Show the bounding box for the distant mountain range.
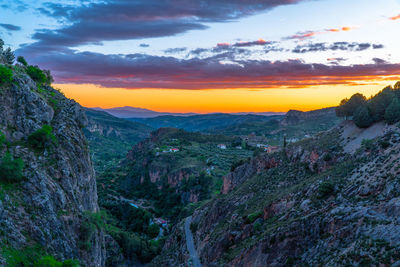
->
[91,106,285,118]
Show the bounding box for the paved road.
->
[185,216,203,267]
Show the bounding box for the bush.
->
[26,65,48,84]
[361,139,373,150]
[318,181,334,198]
[17,56,28,66]
[147,224,160,239]
[0,131,5,146]
[384,98,400,125]
[0,152,24,183]
[0,65,13,85]
[322,153,332,162]
[61,259,79,267]
[33,256,79,267]
[353,105,373,128]
[28,125,56,150]
[246,211,262,224]
[34,256,62,267]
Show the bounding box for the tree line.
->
[336,82,400,128]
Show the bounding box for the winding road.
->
[185,216,203,267]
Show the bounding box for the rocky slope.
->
[153,121,400,266]
[0,66,105,265]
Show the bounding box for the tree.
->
[17,56,28,66]
[3,47,15,64]
[368,86,395,122]
[0,38,4,51]
[384,97,400,124]
[353,105,373,128]
[336,93,367,119]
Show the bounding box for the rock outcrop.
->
[0,70,105,265]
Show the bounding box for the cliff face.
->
[154,122,400,266]
[0,72,105,265]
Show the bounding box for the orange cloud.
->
[389,14,400,20]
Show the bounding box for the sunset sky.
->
[2,0,400,113]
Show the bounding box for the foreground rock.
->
[0,69,105,266]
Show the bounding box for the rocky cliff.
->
[154,121,400,266]
[0,66,105,266]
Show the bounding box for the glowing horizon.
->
[55,80,397,113]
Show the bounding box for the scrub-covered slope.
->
[153,119,400,266]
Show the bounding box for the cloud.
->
[164,47,187,54]
[31,0,307,51]
[286,26,356,40]
[19,49,400,90]
[0,23,21,31]
[292,42,383,53]
[389,14,400,20]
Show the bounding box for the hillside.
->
[128,113,283,132]
[152,120,400,266]
[0,61,105,265]
[84,108,152,173]
[213,107,340,146]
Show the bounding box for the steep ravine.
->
[0,70,105,265]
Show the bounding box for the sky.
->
[1,0,400,113]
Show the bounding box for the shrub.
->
[34,256,62,267]
[361,139,373,150]
[0,131,5,146]
[147,224,160,239]
[246,211,262,224]
[318,181,334,198]
[0,65,13,85]
[353,105,373,128]
[322,153,332,162]
[17,56,28,66]
[26,65,48,84]
[28,125,56,150]
[0,152,24,183]
[61,259,79,267]
[384,98,400,125]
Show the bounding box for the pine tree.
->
[353,105,373,128]
[3,47,15,65]
[384,98,400,124]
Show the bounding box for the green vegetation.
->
[17,56,28,66]
[0,131,5,146]
[384,97,400,124]
[26,65,50,85]
[34,256,79,267]
[318,181,335,198]
[3,47,15,65]
[1,244,78,267]
[336,82,400,127]
[0,152,24,183]
[353,105,373,128]
[0,65,13,85]
[27,125,56,150]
